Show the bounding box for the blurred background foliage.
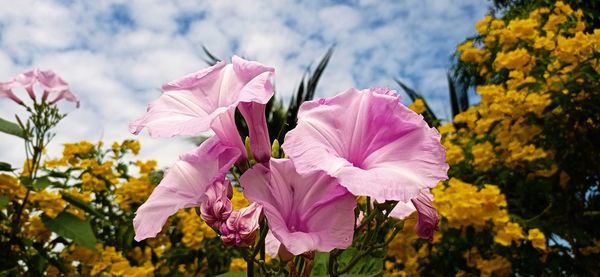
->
[1,0,599,276]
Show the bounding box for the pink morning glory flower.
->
[220,202,263,247]
[240,159,356,255]
[129,56,274,162]
[133,136,241,241]
[282,87,448,203]
[0,69,79,107]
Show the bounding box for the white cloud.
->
[0,0,487,168]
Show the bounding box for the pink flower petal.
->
[129,56,274,145]
[282,88,448,203]
[239,102,271,163]
[133,136,241,241]
[240,159,356,255]
[0,87,24,105]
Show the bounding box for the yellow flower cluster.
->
[433,178,508,229]
[452,1,600,174]
[176,209,217,250]
[115,160,157,211]
[0,173,27,199]
[464,248,512,277]
[29,190,66,219]
[90,245,154,276]
[229,258,247,272]
[112,139,141,157]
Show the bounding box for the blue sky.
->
[0,0,488,166]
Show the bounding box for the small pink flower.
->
[220,202,263,247]
[282,87,448,203]
[240,159,356,255]
[0,69,79,107]
[129,56,274,162]
[200,180,233,228]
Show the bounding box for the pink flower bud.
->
[411,191,439,241]
[220,202,262,247]
[200,180,233,228]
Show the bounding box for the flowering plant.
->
[130,56,448,276]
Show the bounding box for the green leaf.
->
[61,192,106,219]
[0,196,9,208]
[215,272,247,277]
[0,117,26,139]
[311,252,330,277]
[0,162,14,172]
[32,176,56,191]
[334,247,384,276]
[41,212,97,249]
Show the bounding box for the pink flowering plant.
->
[130,55,449,276]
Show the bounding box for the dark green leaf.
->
[336,247,384,276]
[0,162,13,172]
[0,117,26,139]
[30,254,46,275]
[0,196,9,208]
[41,212,97,249]
[61,192,106,219]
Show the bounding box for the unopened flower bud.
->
[200,180,233,228]
[411,191,439,241]
[271,139,280,158]
[220,202,262,247]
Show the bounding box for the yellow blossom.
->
[527,228,547,251]
[229,258,247,272]
[494,222,525,246]
[408,98,426,114]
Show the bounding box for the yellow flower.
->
[461,48,489,64]
[472,141,496,171]
[494,48,533,71]
[494,222,524,247]
[527,228,547,251]
[135,160,157,174]
[229,258,247,272]
[475,15,493,34]
[443,141,464,165]
[176,209,217,250]
[507,19,539,40]
[231,187,250,210]
[408,98,426,114]
[123,140,141,155]
[0,173,27,199]
[30,190,66,218]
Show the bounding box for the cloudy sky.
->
[0,0,488,167]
